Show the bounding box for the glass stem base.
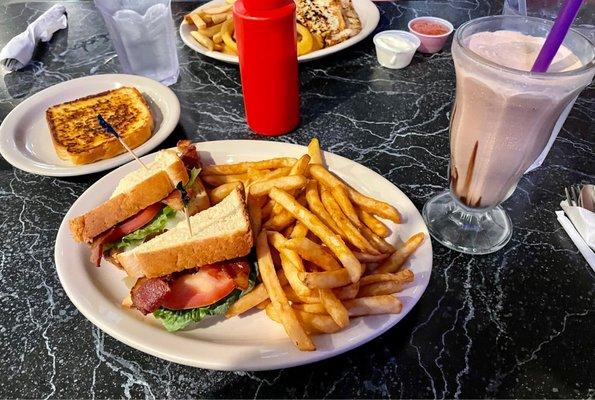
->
[422,191,512,255]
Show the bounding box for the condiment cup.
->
[408,16,454,54]
[373,30,420,69]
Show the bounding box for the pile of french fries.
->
[185,0,322,57]
[200,138,425,351]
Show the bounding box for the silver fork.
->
[565,184,583,207]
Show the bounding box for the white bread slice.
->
[70,150,189,243]
[116,186,253,279]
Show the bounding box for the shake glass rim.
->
[455,15,595,78]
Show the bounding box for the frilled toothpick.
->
[176,181,193,236]
[97,114,148,170]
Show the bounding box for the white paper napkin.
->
[0,4,68,71]
[556,210,595,271]
[560,200,595,251]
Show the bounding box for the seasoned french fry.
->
[283,237,341,271]
[333,282,360,300]
[360,269,414,286]
[284,285,320,304]
[271,155,310,216]
[299,269,351,289]
[248,194,264,238]
[290,221,309,239]
[319,289,349,328]
[256,299,271,310]
[320,188,380,255]
[246,167,269,183]
[199,22,224,37]
[252,167,292,184]
[376,233,425,273]
[343,295,402,316]
[269,187,362,282]
[267,305,342,334]
[292,303,326,314]
[222,43,237,55]
[268,231,312,297]
[354,252,390,263]
[309,164,401,223]
[263,192,306,231]
[331,185,360,227]
[225,271,286,317]
[261,200,274,219]
[293,295,401,317]
[190,30,214,51]
[307,138,323,165]
[282,224,294,238]
[209,12,229,24]
[257,231,315,351]
[202,158,296,175]
[249,175,307,197]
[209,181,243,204]
[184,14,194,25]
[221,18,238,54]
[357,281,403,297]
[213,32,223,44]
[189,13,207,29]
[305,180,344,238]
[203,173,247,186]
[358,209,390,237]
[346,188,401,223]
[359,224,395,254]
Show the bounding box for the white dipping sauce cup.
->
[373,30,421,69]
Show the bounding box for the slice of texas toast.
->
[46,87,154,165]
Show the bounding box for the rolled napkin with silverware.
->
[557,184,595,271]
[0,4,68,72]
[561,184,595,250]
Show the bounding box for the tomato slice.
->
[111,202,163,239]
[90,202,163,267]
[160,266,236,310]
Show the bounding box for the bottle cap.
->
[242,0,291,11]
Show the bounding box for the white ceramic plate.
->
[179,0,380,64]
[0,74,180,177]
[54,140,432,371]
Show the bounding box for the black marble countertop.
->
[1,1,593,398]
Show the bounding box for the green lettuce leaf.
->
[109,206,176,250]
[153,254,258,332]
[187,167,201,188]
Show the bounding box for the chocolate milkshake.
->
[423,16,594,255]
[450,30,594,208]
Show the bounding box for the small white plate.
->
[0,74,180,177]
[54,140,432,371]
[179,0,380,64]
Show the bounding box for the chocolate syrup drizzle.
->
[450,141,482,208]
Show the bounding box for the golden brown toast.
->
[46,87,154,165]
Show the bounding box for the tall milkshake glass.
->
[422,15,594,254]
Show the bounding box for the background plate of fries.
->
[179,0,380,64]
[55,140,432,371]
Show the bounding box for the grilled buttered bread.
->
[46,87,153,165]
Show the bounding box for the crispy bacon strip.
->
[131,278,172,315]
[177,140,201,170]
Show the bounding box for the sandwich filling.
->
[90,141,206,267]
[131,257,257,331]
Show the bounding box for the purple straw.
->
[531,0,584,72]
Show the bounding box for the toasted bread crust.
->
[47,87,154,165]
[69,172,175,243]
[117,187,253,278]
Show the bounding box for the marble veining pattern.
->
[0,0,593,398]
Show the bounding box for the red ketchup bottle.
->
[233,0,300,136]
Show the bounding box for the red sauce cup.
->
[408,17,454,54]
